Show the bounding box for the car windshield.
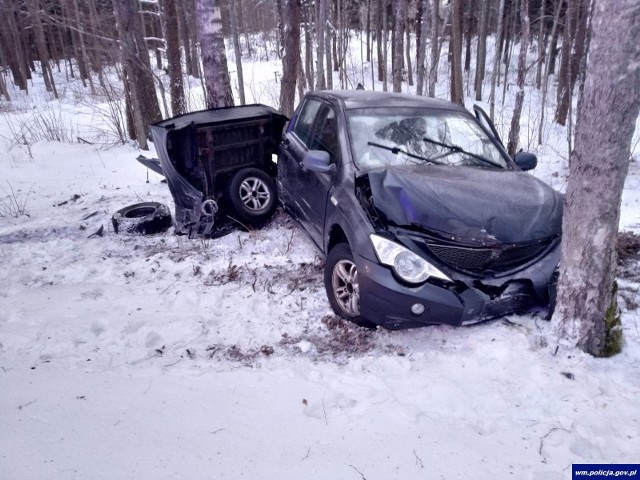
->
[346,107,509,170]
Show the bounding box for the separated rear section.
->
[151,105,288,237]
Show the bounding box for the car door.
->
[279,98,339,247]
[473,104,512,161]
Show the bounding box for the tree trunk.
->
[28,0,58,98]
[229,0,246,104]
[162,0,186,115]
[303,2,315,91]
[377,0,384,81]
[325,0,333,89]
[506,0,530,157]
[197,0,234,108]
[392,0,404,92]
[382,0,389,91]
[538,0,562,145]
[489,0,506,120]
[279,0,301,117]
[474,0,490,101]
[176,0,194,77]
[534,0,547,89]
[316,0,327,89]
[427,0,439,97]
[554,0,576,125]
[449,0,464,105]
[555,0,589,126]
[415,0,429,96]
[113,0,162,148]
[405,0,413,87]
[552,0,640,357]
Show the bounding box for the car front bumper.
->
[356,254,550,329]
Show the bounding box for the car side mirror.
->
[302,150,336,174]
[514,151,537,171]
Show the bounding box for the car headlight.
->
[370,234,451,284]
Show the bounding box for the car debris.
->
[149,104,288,238]
[112,202,172,235]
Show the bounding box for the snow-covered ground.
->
[1,36,640,479]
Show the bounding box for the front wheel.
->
[324,243,376,328]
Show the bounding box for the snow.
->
[1,35,640,480]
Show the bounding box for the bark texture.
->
[279,0,300,117]
[162,0,186,115]
[552,0,640,356]
[449,0,464,105]
[198,0,234,108]
[392,0,404,92]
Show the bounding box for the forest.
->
[0,0,590,149]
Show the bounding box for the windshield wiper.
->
[367,142,440,165]
[422,136,500,167]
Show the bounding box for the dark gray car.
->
[277,91,562,329]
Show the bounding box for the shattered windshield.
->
[346,107,509,170]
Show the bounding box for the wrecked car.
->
[277,91,562,328]
[150,104,288,237]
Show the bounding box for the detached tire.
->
[112,202,172,235]
[227,168,277,224]
[324,243,376,329]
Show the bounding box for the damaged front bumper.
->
[356,247,560,329]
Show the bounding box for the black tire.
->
[324,243,376,329]
[112,202,172,235]
[227,168,277,224]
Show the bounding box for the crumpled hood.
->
[364,166,563,244]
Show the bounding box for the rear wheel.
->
[324,243,376,328]
[227,168,277,224]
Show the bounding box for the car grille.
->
[426,239,553,273]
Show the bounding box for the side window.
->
[292,99,322,147]
[308,106,339,162]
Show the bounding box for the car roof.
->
[310,90,468,112]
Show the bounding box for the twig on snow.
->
[302,447,311,461]
[539,426,570,462]
[349,465,367,480]
[18,399,37,410]
[322,391,328,426]
[413,449,424,469]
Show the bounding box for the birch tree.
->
[552,0,640,357]
[198,0,234,108]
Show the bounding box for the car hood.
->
[364,165,563,244]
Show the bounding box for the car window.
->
[292,99,322,147]
[308,106,339,162]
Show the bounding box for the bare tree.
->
[113,0,162,149]
[392,0,404,92]
[506,0,530,157]
[449,0,464,105]
[162,0,186,115]
[427,0,440,97]
[489,0,506,120]
[198,0,234,108]
[474,0,490,101]
[316,0,327,90]
[552,0,640,357]
[279,0,301,117]
[229,0,246,104]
